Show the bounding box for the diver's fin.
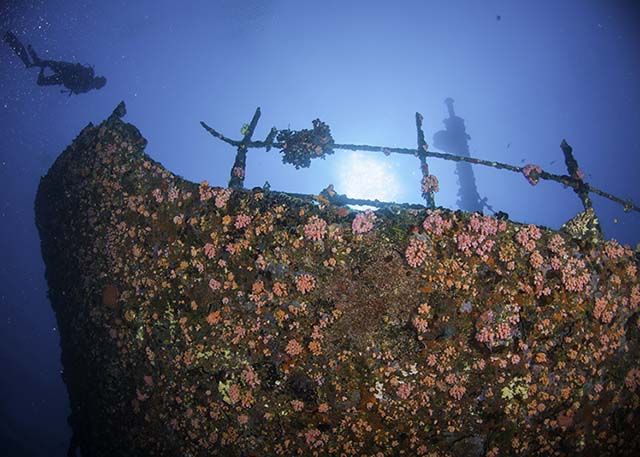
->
[3,31,34,68]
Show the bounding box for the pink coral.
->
[295,274,316,294]
[469,214,502,237]
[227,384,241,404]
[547,234,566,255]
[593,297,617,324]
[405,237,429,268]
[422,210,452,236]
[204,243,216,259]
[516,225,542,252]
[561,257,590,293]
[456,214,504,257]
[291,399,304,411]
[209,278,221,291]
[286,339,304,356]
[214,188,232,208]
[242,365,260,388]
[549,257,562,271]
[529,250,544,269]
[625,368,640,391]
[413,316,429,333]
[234,214,252,230]
[421,174,440,194]
[272,281,288,297]
[396,383,413,400]
[199,181,214,201]
[352,210,376,234]
[305,428,322,446]
[167,185,179,202]
[475,304,521,350]
[449,385,466,401]
[522,164,543,185]
[152,188,164,203]
[631,285,640,310]
[603,240,626,260]
[533,271,551,298]
[303,216,327,241]
[232,166,245,179]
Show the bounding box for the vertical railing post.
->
[228,107,262,189]
[416,112,435,208]
[560,139,602,234]
[559,139,591,210]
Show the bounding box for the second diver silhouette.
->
[3,31,106,96]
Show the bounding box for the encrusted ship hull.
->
[35,104,640,456]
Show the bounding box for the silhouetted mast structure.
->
[433,98,483,213]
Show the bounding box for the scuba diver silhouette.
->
[3,31,106,96]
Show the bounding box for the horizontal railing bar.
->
[200,121,640,214]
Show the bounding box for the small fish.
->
[496,15,501,21]
[549,160,556,165]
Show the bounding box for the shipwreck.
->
[35,103,640,456]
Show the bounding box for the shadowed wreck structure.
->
[35,103,640,456]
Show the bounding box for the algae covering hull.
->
[35,104,640,456]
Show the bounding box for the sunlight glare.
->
[337,152,402,202]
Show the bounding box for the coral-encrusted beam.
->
[560,139,593,211]
[227,107,262,189]
[416,112,435,209]
[560,139,602,234]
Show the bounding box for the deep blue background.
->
[1,1,639,455]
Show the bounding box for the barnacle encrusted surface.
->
[35,104,640,456]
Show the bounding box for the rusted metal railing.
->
[200,106,639,232]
